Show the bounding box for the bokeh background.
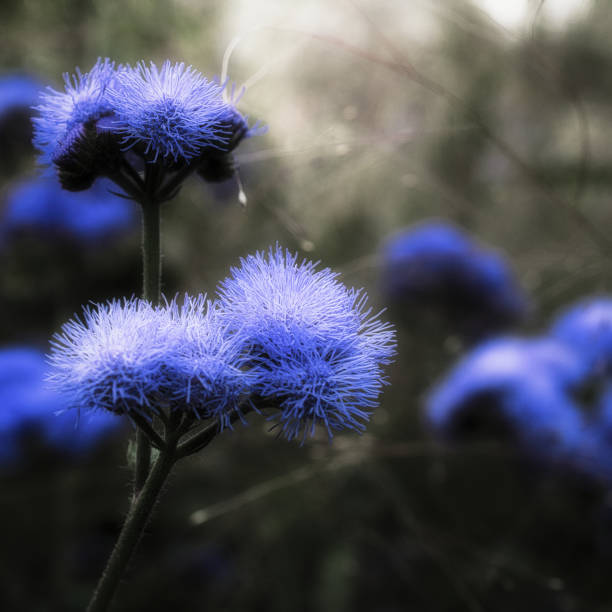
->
[2,0,612,610]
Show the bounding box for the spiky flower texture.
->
[110,61,244,163]
[48,249,395,442]
[32,58,263,191]
[48,296,249,421]
[218,247,396,441]
[32,58,117,167]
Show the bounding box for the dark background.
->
[2,1,612,610]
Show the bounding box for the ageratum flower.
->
[47,296,249,422]
[1,177,135,243]
[0,347,121,464]
[550,297,612,376]
[161,295,252,427]
[381,221,529,338]
[426,337,585,460]
[32,58,122,190]
[218,246,395,441]
[109,61,261,166]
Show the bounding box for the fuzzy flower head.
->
[218,246,396,441]
[382,221,529,337]
[48,299,172,416]
[161,295,252,427]
[33,58,118,168]
[109,61,255,164]
[48,296,250,423]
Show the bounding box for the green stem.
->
[141,200,162,305]
[134,199,162,498]
[86,445,178,612]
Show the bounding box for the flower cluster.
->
[0,346,121,465]
[32,58,263,191]
[425,296,612,482]
[48,247,395,441]
[381,221,529,338]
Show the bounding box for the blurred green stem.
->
[86,439,178,612]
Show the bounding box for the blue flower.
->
[550,297,612,376]
[0,75,42,118]
[381,221,529,337]
[108,61,257,163]
[162,295,252,427]
[0,346,121,464]
[32,58,118,169]
[1,177,136,243]
[426,337,586,459]
[47,296,249,422]
[218,246,396,441]
[0,75,44,169]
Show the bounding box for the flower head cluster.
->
[33,58,121,189]
[218,247,396,440]
[109,61,250,163]
[48,296,250,422]
[0,346,121,465]
[381,221,529,338]
[48,248,395,441]
[32,58,264,190]
[1,177,135,244]
[426,296,612,483]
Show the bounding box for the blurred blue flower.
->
[550,297,612,376]
[1,176,136,243]
[48,296,249,423]
[108,61,260,163]
[32,58,118,168]
[218,246,396,441]
[0,74,42,128]
[381,221,529,336]
[426,337,586,459]
[0,346,121,464]
[0,75,44,169]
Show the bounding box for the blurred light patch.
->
[477,0,587,29]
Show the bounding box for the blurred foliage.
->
[3,0,612,610]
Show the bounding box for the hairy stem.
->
[86,445,178,612]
